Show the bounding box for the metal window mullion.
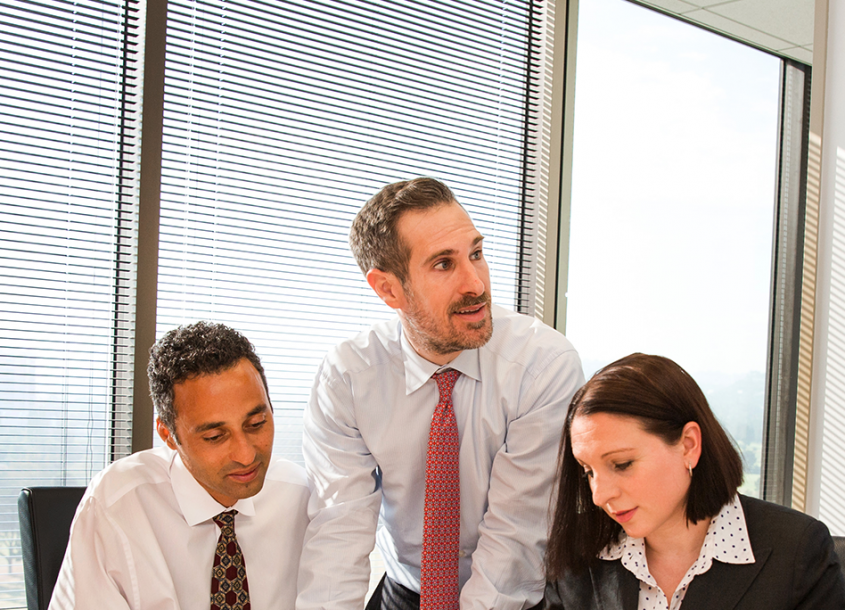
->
[109,0,144,463]
[761,60,812,505]
[130,0,167,453]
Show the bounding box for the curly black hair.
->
[147,321,268,440]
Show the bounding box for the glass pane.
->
[0,1,130,606]
[566,0,781,497]
[155,0,539,462]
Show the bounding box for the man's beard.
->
[403,290,493,356]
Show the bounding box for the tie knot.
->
[433,369,460,403]
[213,510,238,537]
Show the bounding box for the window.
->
[156,0,547,459]
[565,0,783,497]
[0,0,140,606]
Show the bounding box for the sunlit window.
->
[566,0,781,496]
[156,0,542,461]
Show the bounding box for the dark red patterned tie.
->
[420,369,461,610]
[211,510,251,610]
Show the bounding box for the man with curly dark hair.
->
[51,321,310,610]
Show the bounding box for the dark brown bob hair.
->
[545,353,743,579]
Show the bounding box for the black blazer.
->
[543,495,845,610]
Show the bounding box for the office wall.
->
[808,0,845,533]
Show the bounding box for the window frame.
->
[554,0,816,508]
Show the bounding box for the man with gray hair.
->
[297,178,585,610]
[51,321,310,610]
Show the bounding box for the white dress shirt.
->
[297,304,585,610]
[599,495,755,610]
[49,446,310,610]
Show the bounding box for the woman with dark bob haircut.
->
[543,353,844,610]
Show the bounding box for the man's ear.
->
[366,268,406,310]
[156,418,178,450]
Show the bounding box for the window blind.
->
[0,1,140,606]
[158,0,545,460]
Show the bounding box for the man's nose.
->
[230,433,257,465]
[458,260,485,296]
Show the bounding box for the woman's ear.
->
[681,421,702,469]
[366,268,406,310]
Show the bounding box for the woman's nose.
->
[590,473,617,508]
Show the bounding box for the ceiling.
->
[633,0,815,64]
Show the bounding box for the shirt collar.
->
[694,494,755,570]
[599,535,652,583]
[169,449,257,526]
[599,494,755,573]
[400,324,481,395]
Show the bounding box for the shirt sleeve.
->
[296,356,383,610]
[460,348,585,610]
[48,496,137,610]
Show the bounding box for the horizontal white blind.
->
[0,1,139,607]
[158,0,542,461]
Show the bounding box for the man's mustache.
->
[449,293,491,314]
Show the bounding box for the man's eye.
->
[249,419,267,430]
[470,249,483,260]
[203,434,223,443]
[434,260,452,270]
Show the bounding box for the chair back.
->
[18,486,86,610]
[835,536,845,580]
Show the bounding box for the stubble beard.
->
[403,290,494,356]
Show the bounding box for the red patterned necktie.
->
[211,510,251,610]
[420,369,461,610]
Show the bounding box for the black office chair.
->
[834,536,845,579]
[18,486,87,610]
